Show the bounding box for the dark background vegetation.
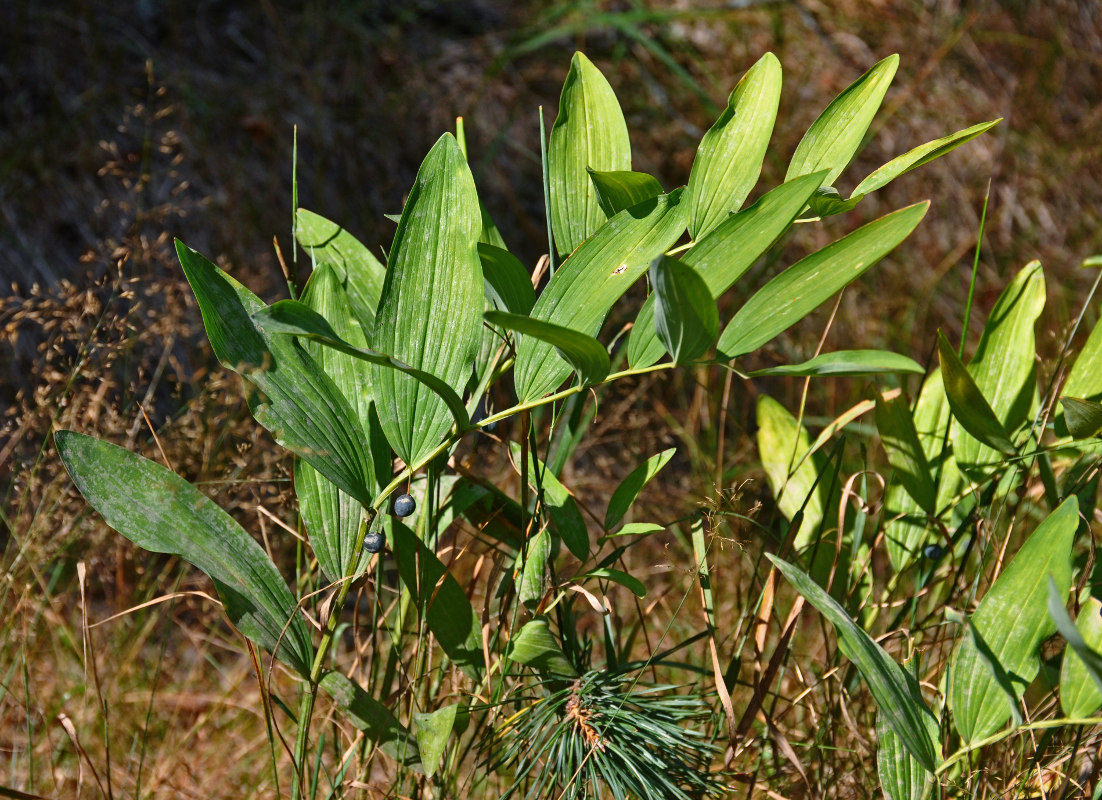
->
[2,0,1101,796]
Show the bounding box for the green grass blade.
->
[718,201,928,359]
[55,431,314,676]
[687,52,781,239]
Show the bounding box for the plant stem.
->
[935,716,1102,776]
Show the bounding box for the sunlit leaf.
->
[604,447,676,529]
[756,395,825,550]
[1054,593,1102,718]
[750,350,923,378]
[587,169,663,218]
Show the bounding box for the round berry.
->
[923,544,944,561]
[392,493,416,518]
[363,531,386,554]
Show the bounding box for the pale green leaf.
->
[651,255,718,364]
[517,529,551,608]
[507,617,576,676]
[581,567,646,598]
[750,349,923,378]
[604,447,676,529]
[947,497,1078,744]
[756,395,825,550]
[1058,316,1102,436]
[56,431,314,676]
[687,52,781,239]
[718,202,928,359]
[587,169,663,218]
[1055,594,1102,718]
[370,133,483,464]
[413,704,459,779]
[877,706,934,800]
[549,52,632,256]
[877,391,936,515]
[786,54,899,185]
[509,441,589,560]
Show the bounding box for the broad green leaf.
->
[486,310,610,388]
[480,243,535,315]
[56,431,314,676]
[947,497,1078,744]
[877,707,933,800]
[253,300,470,436]
[507,617,576,676]
[390,521,483,678]
[587,169,664,218]
[769,554,940,771]
[687,52,781,239]
[370,133,483,465]
[717,202,928,359]
[319,672,419,767]
[877,391,936,515]
[517,529,551,607]
[757,394,826,550]
[581,568,646,598]
[295,266,385,582]
[510,441,589,560]
[296,208,386,336]
[750,350,923,378]
[515,189,686,402]
[937,332,1016,457]
[604,447,676,529]
[650,255,718,364]
[627,171,826,369]
[852,119,1002,197]
[413,704,459,779]
[1061,397,1102,439]
[549,52,631,257]
[807,186,864,218]
[951,261,1044,473]
[786,54,899,186]
[1055,593,1102,718]
[176,240,374,508]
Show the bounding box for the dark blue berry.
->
[363,531,385,554]
[392,493,416,518]
[923,544,944,561]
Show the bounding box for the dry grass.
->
[2,1,1101,797]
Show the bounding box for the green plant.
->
[55,50,994,798]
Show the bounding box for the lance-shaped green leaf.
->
[55,431,314,676]
[786,54,898,185]
[757,395,825,550]
[296,208,386,336]
[951,261,1044,473]
[627,171,826,369]
[515,189,686,402]
[651,255,718,364]
[769,554,940,771]
[319,672,419,767]
[719,201,928,359]
[370,133,483,465]
[877,706,933,800]
[587,169,664,218]
[876,391,936,515]
[1061,397,1102,440]
[487,310,610,388]
[177,240,375,508]
[507,617,576,676]
[604,447,677,529]
[937,331,1016,457]
[549,52,631,257]
[480,244,535,316]
[947,496,1078,744]
[510,441,589,560]
[852,119,1002,197]
[687,52,781,239]
[1054,593,1102,718]
[253,300,470,435]
[1057,317,1102,436]
[807,186,865,218]
[517,528,551,608]
[390,520,484,678]
[580,567,646,598]
[413,704,459,779]
[751,350,923,378]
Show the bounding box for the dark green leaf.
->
[480,243,536,316]
[750,350,923,378]
[876,392,936,515]
[549,52,632,257]
[486,310,610,387]
[177,240,374,508]
[877,707,932,800]
[627,171,826,369]
[807,186,864,218]
[370,133,483,464]
[1061,397,1102,439]
[604,447,676,529]
[937,331,1016,457]
[770,554,940,770]
[687,52,781,239]
[581,568,646,598]
[718,202,928,359]
[56,431,314,676]
[650,255,718,364]
[515,189,686,402]
[507,617,576,676]
[319,672,419,767]
[587,169,663,218]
